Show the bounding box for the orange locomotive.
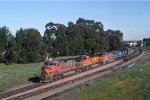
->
[40,54,110,82]
[40,60,76,82]
[80,55,92,67]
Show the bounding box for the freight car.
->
[40,54,111,82]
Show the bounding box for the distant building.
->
[124,40,143,47]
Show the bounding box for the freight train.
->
[40,52,124,82]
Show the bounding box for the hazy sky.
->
[0,1,150,40]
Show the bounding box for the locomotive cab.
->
[40,60,62,82]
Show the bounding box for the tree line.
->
[0,18,124,64]
[143,38,150,47]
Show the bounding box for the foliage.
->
[0,18,125,64]
[4,34,17,64]
[143,38,150,47]
[44,18,124,57]
[0,26,9,63]
[15,28,45,63]
[106,29,124,51]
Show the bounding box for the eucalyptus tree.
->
[0,26,11,63]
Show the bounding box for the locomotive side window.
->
[75,57,82,62]
[44,61,49,66]
[44,61,56,66]
[82,57,87,60]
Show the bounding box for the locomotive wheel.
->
[81,68,84,72]
[75,69,81,74]
[60,73,64,78]
[89,65,92,69]
[98,62,102,66]
[46,78,51,82]
[81,68,86,72]
[43,77,49,82]
[86,66,89,70]
[54,74,62,80]
[102,62,105,65]
[86,65,91,70]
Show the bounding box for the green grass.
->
[47,59,150,100]
[1,51,150,100]
[0,55,79,92]
[0,63,42,92]
[72,62,150,100]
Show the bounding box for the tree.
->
[44,22,60,57]
[143,38,150,47]
[24,28,43,62]
[4,33,17,64]
[106,29,124,51]
[67,21,84,55]
[0,26,10,63]
[75,18,107,54]
[45,22,71,56]
[16,28,44,63]
[1,18,125,64]
[43,27,55,55]
[15,28,28,63]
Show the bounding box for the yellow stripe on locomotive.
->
[79,55,92,67]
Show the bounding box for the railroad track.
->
[0,48,143,100]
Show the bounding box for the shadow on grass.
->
[28,74,40,83]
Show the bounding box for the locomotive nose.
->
[41,67,49,74]
[40,67,54,82]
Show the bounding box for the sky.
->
[0,1,150,40]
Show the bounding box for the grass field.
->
[0,63,42,92]
[0,55,80,92]
[46,50,150,100]
[1,49,150,100]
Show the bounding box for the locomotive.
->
[40,53,111,82]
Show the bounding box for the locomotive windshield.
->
[49,63,56,66]
[44,61,49,66]
[82,57,87,60]
[75,56,87,62]
[44,61,56,66]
